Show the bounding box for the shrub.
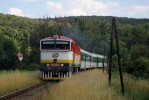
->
[132,57,149,77]
[112,54,118,70]
[130,45,149,60]
[27,63,39,71]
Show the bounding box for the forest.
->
[0,13,149,79]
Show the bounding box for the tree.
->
[132,57,149,77]
[130,44,149,60]
[0,35,18,70]
[112,40,130,72]
[78,17,85,33]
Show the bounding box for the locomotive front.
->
[40,35,76,80]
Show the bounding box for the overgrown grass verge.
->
[41,69,149,100]
[0,70,40,96]
[41,70,125,100]
[112,72,149,100]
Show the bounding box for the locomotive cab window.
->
[41,40,70,50]
[41,41,54,49]
[56,41,70,50]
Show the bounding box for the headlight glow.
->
[61,64,64,66]
[46,64,49,66]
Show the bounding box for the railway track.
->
[0,81,52,100]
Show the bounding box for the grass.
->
[112,72,149,100]
[41,69,125,100]
[0,70,40,96]
[41,69,149,100]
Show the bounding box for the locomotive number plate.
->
[50,64,60,67]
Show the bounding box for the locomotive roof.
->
[41,35,75,42]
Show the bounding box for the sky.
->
[0,0,149,18]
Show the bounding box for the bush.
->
[112,54,118,70]
[130,45,149,60]
[132,57,149,77]
[27,63,40,71]
[145,66,149,79]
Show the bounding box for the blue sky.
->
[0,0,149,18]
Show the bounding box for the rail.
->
[0,82,48,100]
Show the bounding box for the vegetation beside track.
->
[112,71,149,100]
[1,14,149,80]
[41,69,149,100]
[0,70,40,96]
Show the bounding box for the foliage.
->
[112,54,118,70]
[130,44,149,60]
[112,40,131,72]
[112,72,149,100]
[0,13,149,79]
[132,57,149,77]
[0,34,18,70]
[24,63,40,71]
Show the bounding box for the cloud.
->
[45,0,149,18]
[109,5,149,18]
[69,0,119,15]
[128,5,149,15]
[47,1,62,10]
[16,0,38,2]
[46,0,119,17]
[8,7,30,17]
[72,0,116,11]
[71,8,86,16]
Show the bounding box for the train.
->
[40,35,106,80]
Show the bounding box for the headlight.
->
[61,64,64,66]
[46,64,49,66]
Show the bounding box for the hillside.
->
[0,13,149,79]
[67,16,149,25]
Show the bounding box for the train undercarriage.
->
[41,71,72,80]
[40,63,79,80]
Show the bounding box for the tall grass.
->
[41,69,149,100]
[41,70,125,100]
[0,70,40,96]
[112,72,149,100]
